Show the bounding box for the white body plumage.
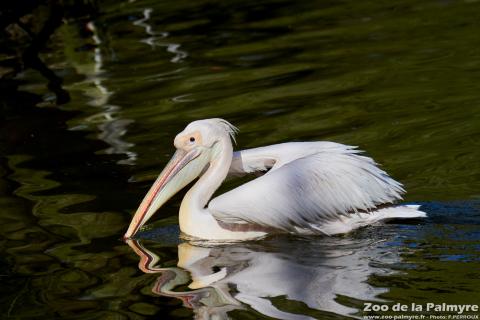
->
[124,119,426,240]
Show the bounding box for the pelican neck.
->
[181,137,233,214]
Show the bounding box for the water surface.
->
[1,0,479,319]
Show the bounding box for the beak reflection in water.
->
[125,233,400,319]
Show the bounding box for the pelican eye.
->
[189,137,195,143]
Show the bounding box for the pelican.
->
[124,118,426,240]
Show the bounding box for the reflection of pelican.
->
[126,240,243,319]
[126,237,396,319]
[125,118,425,240]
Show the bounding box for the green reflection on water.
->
[1,0,479,319]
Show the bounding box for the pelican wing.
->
[209,142,405,232]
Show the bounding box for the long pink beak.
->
[124,148,201,239]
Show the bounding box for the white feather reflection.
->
[127,234,399,320]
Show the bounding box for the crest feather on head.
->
[207,118,239,144]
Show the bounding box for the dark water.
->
[1,0,480,319]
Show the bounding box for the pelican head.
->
[124,119,237,239]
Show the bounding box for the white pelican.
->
[124,118,425,240]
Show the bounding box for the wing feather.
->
[209,142,404,232]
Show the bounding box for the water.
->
[1,0,479,319]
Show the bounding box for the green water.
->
[1,0,479,319]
